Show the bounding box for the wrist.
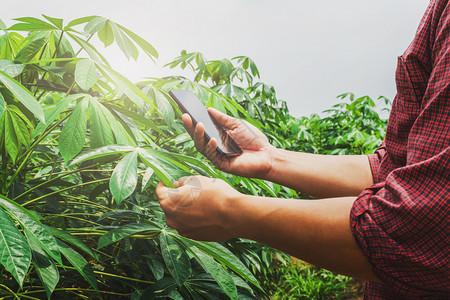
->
[263,146,281,181]
[221,192,252,238]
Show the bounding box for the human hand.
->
[155,175,241,241]
[182,108,277,179]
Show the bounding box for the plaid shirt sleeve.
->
[350,0,450,298]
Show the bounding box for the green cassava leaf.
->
[159,231,191,286]
[57,240,98,291]
[137,148,175,188]
[117,24,158,59]
[100,104,130,145]
[14,31,51,63]
[45,226,98,261]
[109,150,138,204]
[0,207,31,287]
[42,15,63,30]
[0,60,24,77]
[66,32,110,65]
[141,277,177,299]
[3,108,20,162]
[75,59,98,91]
[141,167,155,192]
[0,19,6,30]
[189,246,238,300]
[65,16,96,30]
[95,63,152,107]
[8,105,31,147]
[59,96,89,163]
[97,223,161,249]
[98,20,114,47]
[26,230,59,300]
[70,144,135,166]
[109,21,138,60]
[177,237,262,291]
[0,92,4,118]
[33,94,85,139]
[9,17,57,31]
[84,16,106,35]
[0,197,62,265]
[145,87,174,126]
[0,70,45,123]
[89,98,115,148]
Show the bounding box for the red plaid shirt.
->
[350,0,450,299]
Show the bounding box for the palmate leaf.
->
[42,15,63,30]
[189,246,238,300]
[65,16,96,30]
[59,96,89,163]
[95,63,152,108]
[66,32,110,66]
[117,23,158,59]
[97,223,161,249]
[0,92,5,118]
[70,144,135,166]
[7,105,31,148]
[8,17,57,31]
[98,20,114,47]
[0,59,24,77]
[75,59,98,91]
[84,16,107,35]
[0,70,45,123]
[144,86,174,126]
[110,22,138,61]
[141,277,178,299]
[57,240,98,291]
[45,226,98,261]
[176,236,262,291]
[26,229,59,300]
[0,207,31,287]
[0,196,62,266]
[33,93,85,139]
[137,148,175,188]
[14,31,52,63]
[0,19,6,30]
[159,231,191,286]
[89,98,115,148]
[3,108,21,162]
[109,150,138,204]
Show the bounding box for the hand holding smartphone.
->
[169,90,242,156]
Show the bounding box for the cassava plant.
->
[0,14,389,299]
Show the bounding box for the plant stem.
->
[23,177,110,206]
[12,161,103,201]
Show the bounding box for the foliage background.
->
[0,15,389,299]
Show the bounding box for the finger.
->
[173,176,191,188]
[207,107,238,129]
[155,181,168,201]
[205,138,221,166]
[182,114,194,136]
[193,122,206,152]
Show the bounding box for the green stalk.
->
[12,161,103,201]
[23,177,110,206]
[64,196,113,211]
[15,287,133,298]
[0,284,20,300]
[7,112,71,188]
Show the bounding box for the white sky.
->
[2,0,429,117]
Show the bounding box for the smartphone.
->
[169,90,242,156]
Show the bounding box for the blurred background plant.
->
[0,15,389,299]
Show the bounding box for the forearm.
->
[265,149,373,198]
[225,194,380,282]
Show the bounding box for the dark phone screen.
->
[169,90,242,156]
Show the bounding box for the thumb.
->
[207,107,238,129]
